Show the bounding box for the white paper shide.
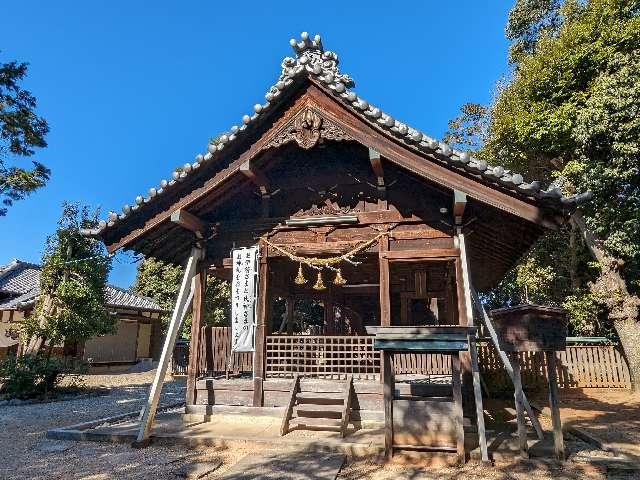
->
[230,246,259,352]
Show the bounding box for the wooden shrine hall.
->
[87,32,590,460]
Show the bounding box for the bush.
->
[0,354,67,399]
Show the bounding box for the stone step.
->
[296,393,344,405]
[291,416,343,429]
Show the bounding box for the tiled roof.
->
[90,32,591,237]
[0,260,164,312]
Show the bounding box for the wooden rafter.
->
[170,209,206,239]
[240,159,269,195]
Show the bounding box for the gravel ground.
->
[0,373,637,479]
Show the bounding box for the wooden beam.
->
[451,353,466,464]
[511,353,529,458]
[170,209,206,239]
[368,147,385,185]
[135,246,201,446]
[369,148,387,209]
[380,248,459,260]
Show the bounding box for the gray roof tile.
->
[0,260,164,312]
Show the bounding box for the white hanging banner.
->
[230,246,259,352]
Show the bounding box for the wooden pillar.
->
[253,241,269,406]
[545,351,565,460]
[379,235,391,384]
[451,352,465,464]
[186,266,207,406]
[511,352,529,458]
[454,257,474,417]
[383,351,394,459]
[379,235,390,327]
[456,229,488,462]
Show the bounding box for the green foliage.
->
[22,203,114,347]
[132,257,231,337]
[563,292,609,336]
[0,354,65,399]
[443,103,490,151]
[449,0,640,338]
[0,57,50,216]
[132,257,183,313]
[505,0,563,63]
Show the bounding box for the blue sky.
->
[1,1,514,288]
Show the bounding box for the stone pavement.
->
[219,451,346,480]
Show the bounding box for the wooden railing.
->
[184,327,632,389]
[265,335,380,380]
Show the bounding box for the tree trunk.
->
[571,211,640,391]
[22,294,55,356]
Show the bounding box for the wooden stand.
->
[489,304,568,460]
[375,326,483,464]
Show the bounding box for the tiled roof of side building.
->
[89,32,591,236]
[0,260,165,312]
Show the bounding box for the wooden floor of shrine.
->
[192,375,452,414]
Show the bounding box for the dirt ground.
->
[0,372,638,479]
[534,389,640,462]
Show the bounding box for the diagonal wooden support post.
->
[134,247,202,447]
[456,228,489,462]
[470,287,544,440]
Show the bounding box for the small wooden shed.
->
[0,259,166,365]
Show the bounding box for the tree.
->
[132,257,231,338]
[443,103,490,152]
[448,0,640,387]
[0,57,50,216]
[22,202,114,354]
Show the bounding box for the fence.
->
[197,326,252,376]
[174,328,632,389]
[477,344,631,390]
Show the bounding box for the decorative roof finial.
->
[279,32,354,88]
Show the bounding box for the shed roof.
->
[0,259,164,312]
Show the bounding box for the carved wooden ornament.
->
[294,109,322,149]
[265,106,353,151]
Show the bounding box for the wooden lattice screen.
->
[265,335,380,380]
